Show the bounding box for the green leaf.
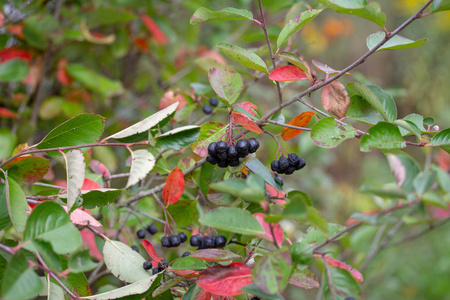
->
[36,114,105,155]
[360,183,406,198]
[62,272,92,297]
[208,68,244,105]
[290,241,313,266]
[431,0,450,12]
[283,191,309,219]
[246,158,283,190]
[0,59,29,82]
[66,189,122,208]
[171,257,208,270]
[66,64,123,97]
[2,251,42,300]
[217,43,268,73]
[199,160,226,196]
[153,276,184,297]
[190,7,253,25]
[367,32,427,52]
[86,8,136,27]
[38,277,65,299]
[200,207,264,235]
[432,165,450,192]
[240,284,282,300]
[304,223,346,244]
[4,175,28,234]
[277,9,323,48]
[346,95,383,124]
[80,276,157,300]
[191,122,226,157]
[210,175,265,203]
[0,184,11,230]
[307,207,328,233]
[360,122,406,152]
[289,268,319,289]
[23,202,82,254]
[423,116,435,126]
[62,150,85,211]
[22,14,58,50]
[69,250,99,273]
[316,0,385,27]
[3,157,50,186]
[413,171,437,196]
[106,102,178,141]
[253,249,292,294]
[190,249,241,262]
[167,200,198,227]
[156,125,201,150]
[322,267,362,300]
[103,240,151,283]
[0,129,17,159]
[32,240,65,272]
[430,128,450,153]
[279,52,310,75]
[311,117,358,148]
[126,150,155,188]
[394,120,421,138]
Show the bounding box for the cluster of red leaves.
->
[231,102,262,133]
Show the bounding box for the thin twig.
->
[266,119,311,131]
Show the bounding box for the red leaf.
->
[0,12,4,27]
[438,149,450,172]
[81,230,102,260]
[162,167,185,205]
[0,107,17,119]
[89,160,111,177]
[140,14,168,45]
[281,111,315,141]
[57,58,72,86]
[0,47,30,63]
[269,65,308,82]
[6,24,24,38]
[172,269,199,278]
[81,178,102,191]
[134,37,150,52]
[3,157,50,185]
[231,112,262,133]
[261,184,285,211]
[141,240,164,263]
[253,213,284,247]
[318,255,364,283]
[235,102,257,116]
[321,81,350,119]
[197,262,253,296]
[191,249,241,262]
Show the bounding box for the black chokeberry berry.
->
[203,105,213,114]
[250,297,261,300]
[214,235,227,248]
[216,141,227,153]
[143,261,153,270]
[178,232,187,243]
[274,175,283,186]
[270,160,279,172]
[147,224,158,235]
[169,235,181,247]
[208,142,217,156]
[209,97,218,107]
[181,251,191,258]
[206,155,218,165]
[152,267,160,275]
[217,160,228,168]
[159,259,169,268]
[236,139,249,154]
[248,138,259,153]
[190,235,202,247]
[228,158,240,167]
[288,153,300,167]
[285,166,296,175]
[202,236,215,249]
[137,229,146,239]
[161,236,170,247]
[131,245,139,252]
[295,157,306,170]
[217,151,228,161]
[278,156,289,173]
[227,145,238,159]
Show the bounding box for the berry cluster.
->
[270,153,306,175]
[206,138,259,168]
[161,232,188,248]
[136,224,158,239]
[143,259,169,275]
[203,97,218,114]
[190,235,227,249]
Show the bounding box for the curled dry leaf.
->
[269,65,309,82]
[281,111,315,141]
[162,167,185,205]
[321,81,351,119]
[80,19,115,44]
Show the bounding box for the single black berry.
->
[190,235,203,247]
[159,259,169,268]
[285,166,296,175]
[227,145,238,159]
[217,151,228,161]
[236,139,249,154]
[206,155,218,165]
[278,156,289,173]
[209,97,218,107]
[208,142,217,156]
[202,236,215,249]
[248,138,260,153]
[143,261,153,270]
[169,235,181,247]
[250,297,261,300]
[147,224,158,235]
[295,157,306,170]
[274,175,283,186]
[152,267,160,275]
[228,158,240,167]
[203,105,212,114]
[270,160,279,172]
[216,141,227,153]
[217,160,228,168]
[161,236,170,247]
[136,229,146,239]
[178,232,187,243]
[214,235,227,248]
[131,245,139,252]
[181,251,191,258]
[288,153,300,167]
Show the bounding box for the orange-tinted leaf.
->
[318,255,364,283]
[253,213,284,247]
[57,58,72,86]
[0,107,17,119]
[159,90,187,111]
[0,47,30,63]
[231,112,262,133]
[281,111,315,141]
[141,240,164,262]
[162,167,185,205]
[81,178,102,190]
[6,24,24,38]
[81,230,103,260]
[140,14,168,45]
[89,160,111,177]
[197,262,253,296]
[134,37,150,52]
[321,81,350,119]
[269,65,308,82]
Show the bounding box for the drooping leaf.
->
[103,239,151,283]
[69,250,99,273]
[191,249,241,262]
[0,59,29,82]
[246,158,283,190]
[316,0,386,27]
[253,249,292,294]
[277,9,323,48]
[430,128,450,153]
[269,65,308,82]
[218,43,268,73]
[80,276,157,300]
[312,60,350,75]
[289,268,319,289]
[36,114,105,155]
[254,213,284,247]
[208,68,244,105]
[321,255,364,283]
[321,81,351,118]
[2,157,49,186]
[279,52,310,75]
[190,7,253,25]
[200,207,264,235]
[23,202,82,254]
[366,31,427,52]
[106,102,178,140]
[156,125,201,150]
[197,262,253,296]
[360,122,406,152]
[62,150,85,211]
[126,149,155,188]
[431,0,450,12]
[311,117,357,148]
[231,112,262,133]
[281,111,315,141]
[4,175,28,233]
[191,122,226,157]
[210,175,265,203]
[162,167,185,205]
[140,240,164,263]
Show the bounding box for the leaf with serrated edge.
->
[360,122,406,152]
[62,150,85,211]
[126,150,155,188]
[310,117,357,148]
[106,102,178,140]
[277,9,322,48]
[80,276,157,300]
[217,43,268,73]
[367,32,427,52]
